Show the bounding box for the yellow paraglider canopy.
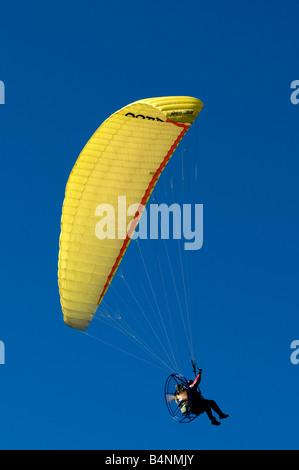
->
[58,96,203,331]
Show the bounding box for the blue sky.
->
[0,0,298,450]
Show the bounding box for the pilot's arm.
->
[189,369,202,391]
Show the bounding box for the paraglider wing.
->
[58,96,203,331]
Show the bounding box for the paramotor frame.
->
[164,373,197,423]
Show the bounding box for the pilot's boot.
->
[211,418,221,426]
